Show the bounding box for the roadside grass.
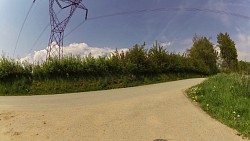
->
[0,73,203,96]
[187,73,250,139]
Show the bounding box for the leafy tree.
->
[217,32,238,72]
[125,43,149,74]
[109,49,124,75]
[187,34,218,74]
[148,41,168,73]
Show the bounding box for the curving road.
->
[0,78,247,141]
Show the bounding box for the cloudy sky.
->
[0,0,250,62]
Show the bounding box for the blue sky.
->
[0,0,250,61]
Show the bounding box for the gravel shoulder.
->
[0,78,247,141]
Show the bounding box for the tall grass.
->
[187,73,250,139]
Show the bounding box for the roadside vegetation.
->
[187,33,250,139]
[187,74,250,139]
[1,32,250,95]
[0,41,207,95]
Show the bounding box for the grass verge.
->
[186,73,250,139]
[0,73,203,96]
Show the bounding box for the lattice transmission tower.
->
[47,0,88,60]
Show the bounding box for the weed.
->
[187,73,250,139]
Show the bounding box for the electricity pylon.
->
[47,0,88,60]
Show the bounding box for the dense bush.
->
[0,40,234,95]
[30,42,211,82]
[0,57,31,82]
[0,57,32,95]
[238,61,250,75]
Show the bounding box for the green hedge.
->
[1,43,215,83]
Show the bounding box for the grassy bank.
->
[187,73,250,139]
[1,73,203,96]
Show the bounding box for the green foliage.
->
[0,41,211,95]
[0,57,32,95]
[125,43,149,74]
[0,57,32,82]
[187,34,218,74]
[148,41,168,73]
[187,73,250,139]
[26,73,201,95]
[109,49,125,75]
[238,61,250,75]
[217,32,238,72]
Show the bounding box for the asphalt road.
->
[0,78,247,141]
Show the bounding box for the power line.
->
[64,8,164,38]
[29,23,50,53]
[64,21,86,38]
[30,10,62,53]
[13,1,36,57]
[31,7,250,54]
[64,7,250,38]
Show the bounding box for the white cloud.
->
[160,41,173,48]
[20,43,128,63]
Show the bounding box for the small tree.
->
[148,41,168,73]
[125,43,149,75]
[188,34,218,74]
[217,32,238,72]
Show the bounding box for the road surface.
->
[0,78,247,141]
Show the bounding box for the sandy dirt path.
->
[0,78,247,141]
